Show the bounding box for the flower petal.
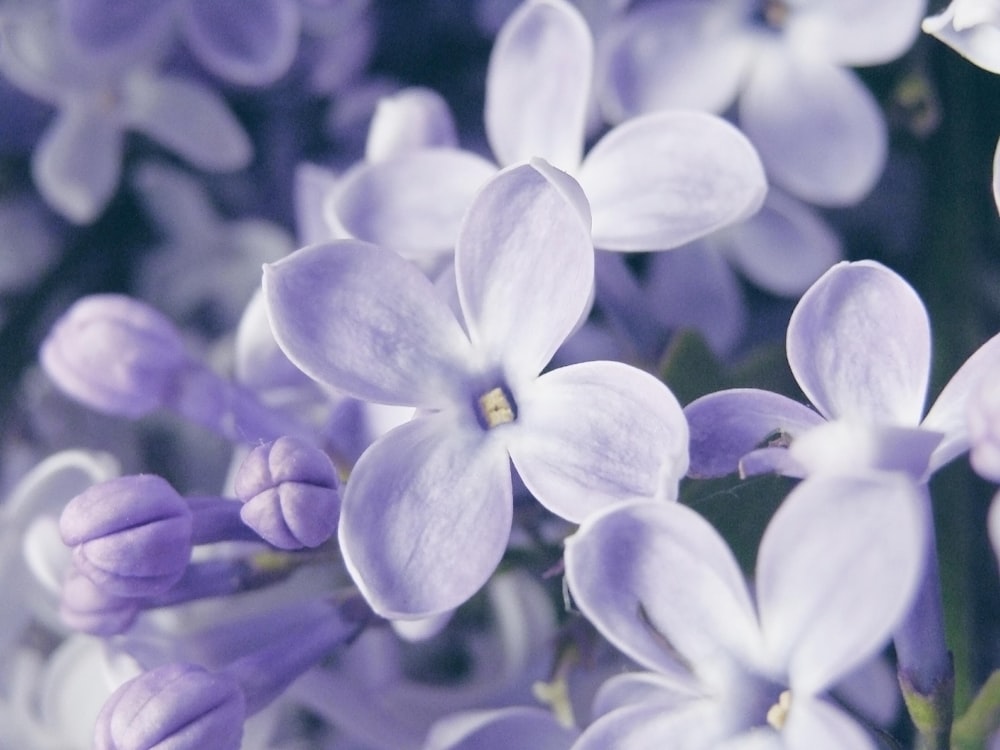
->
[923,330,1000,472]
[579,112,767,251]
[263,240,475,409]
[565,501,760,679]
[786,260,931,425]
[125,73,252,172]
[684,389,825,479]
[756,473,926,693]
[338,415,512,619]
[181,0,301,86]
[785,0,924,66]
[365,87,458,162]
[485,0,591,171]
[573,695,724,750]
[922,5,1000,75]
[592,672,701,718]
[783,695,877,750]
[722,189,842,298]
[424,707,578,750]
[456,161,593,380]
[331,149,497,262]
[740,50,886,206]
[508,361,688,522]
[62,0,171,56]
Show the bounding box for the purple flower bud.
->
[60,475,193,597]
[234,436,341,549]
[40,295,191,419]
[60,563,140,636]
[95,663,245,750]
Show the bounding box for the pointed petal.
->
[923,330,1000,472]
[338,416,512,619]
[181,0,300,86]
[32,107,122,224]
[786,260,930,425]
[741,51,886,206]
[508,361,688,522]
[424,707,578,750]
[783,695,877,750]
[485,0,591,170]
[579,112,767,251]
[684,389,825,479]
[785,0,924,66]
[331,149,497,262]
[722,189,842,298]
[456,162,593,379]
[125,73,252,172]
[565,501,760,679]
[365,87,458,162]
[756,473,926,693]
[596,1,753,121]
[573,695,724,750]
[922,6,1000,75]
[263,240,476,409]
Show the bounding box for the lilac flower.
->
[685,260,1000,482]
[0,9,252,223]
[922,0,1000,74]
[330,0,766,265]
[265,161,689,619]
[564,473,927,749]
[597,0,925,205]
[424,706,578,750]
[61,0,302,86]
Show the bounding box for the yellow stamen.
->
[766,690,793,730]
[479,387,515,428]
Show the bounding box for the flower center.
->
[765,690,792,730]
[478,386,516,428]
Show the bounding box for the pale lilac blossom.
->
[922,0,1000,75]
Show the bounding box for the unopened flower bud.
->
[95,663,245,750]
[60,563,140,635]
[40,294,191,419]
[234,436,341,549]
[60,475,193,597]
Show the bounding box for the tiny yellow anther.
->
[766,690,793,730]
[479,387,515,428]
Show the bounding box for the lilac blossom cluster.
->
[1,0,999,749]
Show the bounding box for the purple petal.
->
[787,421,943,480]
[485,0,591,171]
[332,149,497,262]
[684,389,825,479]
[573,700,725,750]
[509,362,688,522]
[596,1,753,121]
[125,73,252,172]
[740,50,886,206]
[578,112,767,251]
[786,260,931,425]
[293,162,342,246]
[722,189,842,298]
[923,330,1000,472]
[565,501,760,679]
[922,5,1000,75]
[782,695,877,750]
[756,473,926,694]
[338,415,512,618]
[424,707,578,750]
[180,0,301,86]
[969,378,1000,483]
[32,108,122,224]
[456,162,593,380]
[592,672,701,718]
[263,240,476,409]
[62,0,172,55]
[785,0,924,66]
[365,87,458,162]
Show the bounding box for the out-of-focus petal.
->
[424,707,578,750]
[684,389,825,478]
[331,149,497,262]
[456,162,593,380]
[181,0,301,86]
[125,73,252,172]
[994,137,1000,215]
[596,0,753,121]
[990,492,1000,572]
[32,107,122,224]
[509,362,688,522]
[782,694,877,750]
[62,0,172,59]
[786,261,930,425]
[565,501,760,679]
[785,0,924,66]
[365,87,457,162]
[338,415,512,619]
[592,672,701,718]
[263,240,476,409]
[924,330,1000,472]
[572,695,723,750]
[969,377,1000,483]
[741,50,886,206]
[922,5,1000,74]
[756,473,926,694]
[485,0,592,171]
[788,421,943,480]
[722,189,842,298]
[293,162,341,245]
[579,112,766,251]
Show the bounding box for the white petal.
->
[785,0,924,66]
[923,5,1000,74]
